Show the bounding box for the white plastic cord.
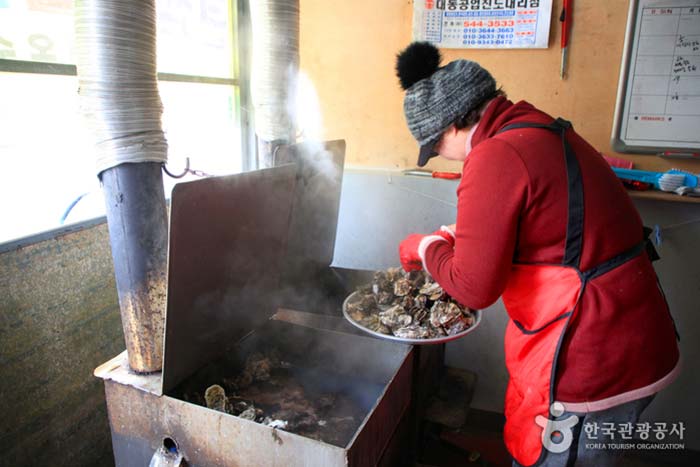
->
[250,0,299,142]
[74,0,168,175]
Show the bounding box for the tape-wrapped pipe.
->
[250,0,299,165]
[75,0,168,174]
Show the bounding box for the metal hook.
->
[162,157,191,179]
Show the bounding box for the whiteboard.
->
[611,0,700,153]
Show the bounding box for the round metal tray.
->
[342,291,482,345]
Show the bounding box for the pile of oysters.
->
[344,267,475,339]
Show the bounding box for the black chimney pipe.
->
[100,162,168,373]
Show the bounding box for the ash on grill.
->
[346,267,475,339]
[182,349,363,447]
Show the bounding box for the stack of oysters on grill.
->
[345,267,475,339]
[191,350,362,446]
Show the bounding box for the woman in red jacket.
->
[396,42,680,467]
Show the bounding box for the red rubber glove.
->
[399,234,425,272]
[434,225,456,247]
[399,226,455,272]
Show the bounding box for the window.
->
[0,0,249,244]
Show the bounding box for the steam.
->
[287,69,340,182]
[288,70,322,141]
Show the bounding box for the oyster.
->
[394,324,431,339]
[407,269,428,287]
[361,315,391,334]
[399,294,414,309]
[429,301,448,328]
[346,267,476,340]
[239,406,258,421]
[414,294,428,309]
[385,267,404,282]
[204,384,228,413]
[346,293,376,319]
[349,310,364,322]
[411,306,428,323]
[377,290,395,306]
[440,302,464,326]
[445,316,471,336]
[419,281,445,301]
[378,305,412,328]
[393,277,413,297]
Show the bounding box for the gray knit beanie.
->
[396,42,496,167]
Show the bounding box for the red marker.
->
[403,170,461,180]
[431,171,461,180]
[560,0,572,79]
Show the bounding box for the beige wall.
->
[300,0,700,174]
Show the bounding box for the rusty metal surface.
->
[104,317,415,466]
[162,165,297,393]
[104,332,414,466]
[106,380,347,467]
[95,351,162,395]
[168,318,413,413]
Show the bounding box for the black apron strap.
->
[496,118,585,269]
[583,226,660,280]
[582,241,645,281]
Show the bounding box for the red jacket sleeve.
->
[424,139,529,309]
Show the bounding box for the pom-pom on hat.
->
[396,42,496,167]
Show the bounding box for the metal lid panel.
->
[162,165,297,392]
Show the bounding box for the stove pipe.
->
[250,0,300,167]
[75,0,169,373]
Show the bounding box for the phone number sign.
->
[413,0,553,49]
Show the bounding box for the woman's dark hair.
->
[454,88,506,130]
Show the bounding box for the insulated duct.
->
[74,1,168,172]
[250,0,300,167]
[75,0,169,373]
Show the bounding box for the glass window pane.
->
[0,73,241,244]
[0,0,240,244]
[0,72,103,242]
[159,80,242,192]
[0,0,74,64]
[156,0,234,78]
[0,0,234,79]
